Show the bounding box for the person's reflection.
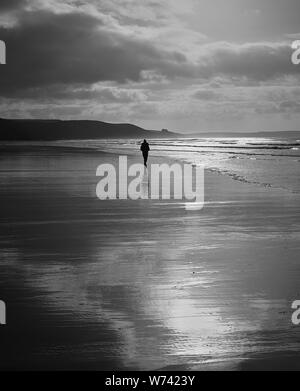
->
[141,171,149,199]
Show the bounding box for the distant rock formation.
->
[0,118,179,141]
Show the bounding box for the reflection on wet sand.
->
[0,146,300,370]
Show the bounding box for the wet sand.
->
[0,145,300,370]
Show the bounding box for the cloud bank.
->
[0,0,300,131]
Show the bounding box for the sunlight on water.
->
[41,135,300,194]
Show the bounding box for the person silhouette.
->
[140,139,150,167]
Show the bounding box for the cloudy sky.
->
[0,0,300,132]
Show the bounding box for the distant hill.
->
[0,118,179,141]
[1,119,298,140]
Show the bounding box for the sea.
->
[36,134,300,194]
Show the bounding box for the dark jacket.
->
[140,142,150,153]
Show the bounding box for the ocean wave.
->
[2,138,299,195]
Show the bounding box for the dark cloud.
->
[4,84,145,104]
[0,0,26,11]
[193,89,222,100]
[0,10,192,98]
[1,5,299,104]
[254,99,300,114]
[198,42,300,81]
[279,100,300,112]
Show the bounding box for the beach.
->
[0,143,300,370]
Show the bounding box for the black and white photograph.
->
[1,0,300,374]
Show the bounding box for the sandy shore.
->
[0,145,300,370]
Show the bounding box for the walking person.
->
[140,139,150,167]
